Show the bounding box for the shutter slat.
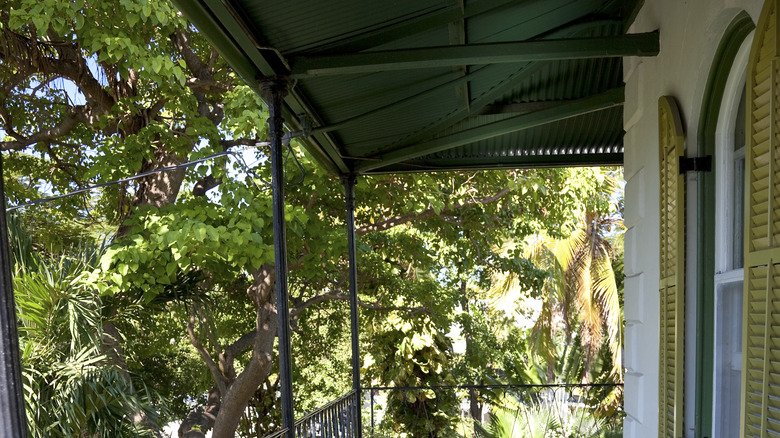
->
[743,2,780,437]
[658,96,685,438]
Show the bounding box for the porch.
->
[0,0,651,437]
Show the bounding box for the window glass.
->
[732,87,746,269]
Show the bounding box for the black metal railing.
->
[263,383,622,438]
[262,428,289,438]
[263,390,360,438]
[364,383,623,438]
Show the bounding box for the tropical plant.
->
[365,310,459,438]
[475,392,616,438]
[547,208,623,378]
[487,172,624,382]
[11,218,164,437]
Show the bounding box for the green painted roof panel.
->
[173,0,651,175]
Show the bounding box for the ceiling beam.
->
[473,100,575,115]
[289,32,658,78]
[363,152,624,173]
[449,0,470,114]
[312,19,621,136]
[355,20,625,154]
[355,87,624,173]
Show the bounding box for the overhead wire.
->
[4,146,289,212]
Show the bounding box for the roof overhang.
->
[173,0,655,175]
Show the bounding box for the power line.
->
[5,149,265,212]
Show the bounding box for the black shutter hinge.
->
[679,155,712,173]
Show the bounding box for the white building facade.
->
[623,1,772,437]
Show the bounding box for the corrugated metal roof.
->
[173,0,654,175]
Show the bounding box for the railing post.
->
[0,153,28,438]
[260,76,295,438]
[370,390,374,436]
[343,175,362,437]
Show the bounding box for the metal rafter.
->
[366,152,624,173]
[292,0,608,56]
[346,20,625,157]
[289,32,658,78]
[356,87,625,173]
[314,19,622,149]
[474,100,576,115]
[449,0,469,114]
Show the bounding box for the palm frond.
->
[592,256,622,377]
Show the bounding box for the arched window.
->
[712,32,751,438]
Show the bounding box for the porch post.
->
[260,77,295,438]
[0,153,29,438]
[342,174,362,437]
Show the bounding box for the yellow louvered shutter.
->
[741,1,780,437]
[658,95,685,438]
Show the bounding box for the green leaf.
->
[110,272,122,285]
[194,225,206,242]
[166,262,177,278]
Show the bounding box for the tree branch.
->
[290,292,430,319]
[192,175,222,197]
[187,307,228,397]
[219,138,262,149]
[171,29,212,80]
[2,29,116,113]
[0,105,89,151]
[191,137,264,196]
[212,265,278,437]
[357,186,513,235]
[224,330,257,361]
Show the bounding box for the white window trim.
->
[713,35,751,274]
[711,31,753,438]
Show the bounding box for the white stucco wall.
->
[622,1,762,437]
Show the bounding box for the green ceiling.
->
[173,0,654,175]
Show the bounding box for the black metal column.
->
[261,77,294,438]
[0,153,29,438]
[342,175,362,437]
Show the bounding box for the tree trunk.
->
[179,388,220,438]
[460,282,482,425]
[468,388,482,424]
[209,265,279,438]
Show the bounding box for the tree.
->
[1,0,274,434]
[482,171,624,417]
[526,180,623,383]
[1,1,618,436]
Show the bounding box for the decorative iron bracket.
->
[679,155,712,173]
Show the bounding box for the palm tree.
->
[543,209,623,381]
[487,194,624,383]
[10,215,162,437]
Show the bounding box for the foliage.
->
[365,311,459,438]
[475,393,621,438]
[0,0,625,435]
[11,219,164,437]
[97,194,276,300]
[484,171,624,384]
